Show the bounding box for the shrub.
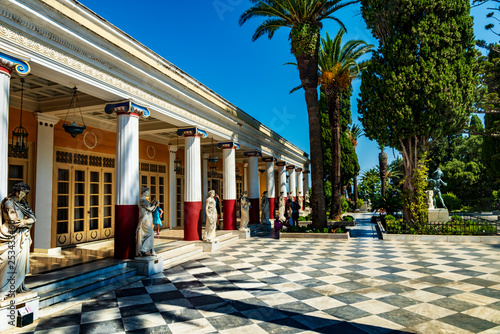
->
[442,192,461,211]
[343,215,355,222]
[341,197,349,212]
[356,198,364,209]
[385,214,395,221]
[451,215,463,222]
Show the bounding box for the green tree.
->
[319,29,372,220]
[358,0,480,222]
[239,0,357,228]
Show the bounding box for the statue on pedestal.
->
[298,191,303,210]
[0,183,36,301]
[136,187,157,256]
[240,191,251,230]
[278,191,286,222]
[261,191,270,224]
[203,190,217,242]
[426,190,435,210]
[428,168,447,209]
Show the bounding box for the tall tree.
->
[378,144,387,197]
[318,29,372,220]
[358,0,480,222]
[348,124,363,208]
[239,0,357,228]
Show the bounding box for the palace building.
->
[0,0,310,259]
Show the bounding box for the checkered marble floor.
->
[13,232,500,333]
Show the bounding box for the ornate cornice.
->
[0,22,233,138]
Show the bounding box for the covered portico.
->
[0,0,310,260]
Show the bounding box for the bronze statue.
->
[428,168,447,209]
[0,183,36,300]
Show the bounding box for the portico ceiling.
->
[8,73,280,164]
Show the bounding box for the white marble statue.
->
[203,190,217,242]
[298,191,303,210]
[426,190,435,210]
[278,191,286,222]
[136,187,158,257]
[240,191,251,230]
[261,191,270,224]
[0,183,36,301]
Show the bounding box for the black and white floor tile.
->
[13,231,500,333]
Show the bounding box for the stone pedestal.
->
[428,209,449,223]
[237,228,250,239]
[261,221,272,231]
[0,292,39,332]
[199,239,220,252]
[131,256,164,276]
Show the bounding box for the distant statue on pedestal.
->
[428,168,447,209]
[203,190,217,242]
[298,191,303,210]
[261,191,270,224]
[137,187,158,256]
[0,183,36,301]
[240,191,251,230]
[278,191,286,222]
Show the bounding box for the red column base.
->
[268,197,275,220]
[223,199,236,230]
[249,198,259,224]
[184,201,202,241]
[114,204,139,260]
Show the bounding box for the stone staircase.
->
[25,229,245,314]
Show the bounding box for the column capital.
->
[303,169,310,174]
[286,165,296,170]
[203,153,210,159]
[169,145,178,153]
[105,100,150,117]
[244,163,248,168]
[34,112,60,126]
[217,142,240,149]
[177,127,207,138]
[244,151,262,157]
[276,161,287,167]
[262,157,276,163]
[0,51,30,76]
[296,167,303,172]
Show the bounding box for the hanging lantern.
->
[62,87,86,138]
[12,78,28,153]
[174,135,182,173]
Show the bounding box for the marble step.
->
[218,233,239,247]
[35,266,137,309]
[27,260,127,294]
[38,274,144,318]
[159,244,204,269]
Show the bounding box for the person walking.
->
[152,204,163,236]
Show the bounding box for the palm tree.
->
[239,0,357,228]
[348,123,363,209]
[319,29,373,220]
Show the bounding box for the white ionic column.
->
[105,100,149,259]
[169,146,178,228]
[243,163,248,193]
[297,168,304,200]
[178,127,207,241]
[277,162,287,199]
[202,153,209,224]
[263,157,276,219]
[287,166,296,200]
[245,151,261,224]
[33,113,59,251]
[0,52,30,199]
[219,142,239,230]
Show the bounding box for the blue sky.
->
[78,0,494,175]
